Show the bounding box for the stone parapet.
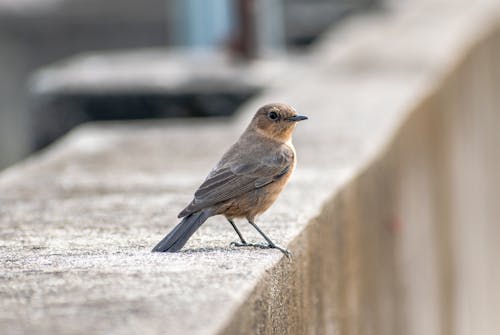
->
[1,1,499,334]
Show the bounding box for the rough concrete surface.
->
[1,1,500,334]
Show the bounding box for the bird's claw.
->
[230,241,246,247]
[230,241,265,248]
[230,241,292,258]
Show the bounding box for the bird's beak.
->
[287,114,308,122]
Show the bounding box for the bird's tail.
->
[152,209,212,252]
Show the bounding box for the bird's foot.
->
[230,241,262,248]
[230,241,292,258]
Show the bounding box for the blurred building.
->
[0,0,378,170]
[0,0,168,169]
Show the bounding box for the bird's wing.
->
[178,146,294,218]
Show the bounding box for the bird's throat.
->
[253,125,294,144]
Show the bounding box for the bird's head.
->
[249,103,308,142]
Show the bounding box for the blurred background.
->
[0,0,379,171]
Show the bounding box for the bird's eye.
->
[268,111,278,120]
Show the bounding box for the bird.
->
[152,103,308,256]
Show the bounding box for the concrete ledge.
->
[1,1,500,334]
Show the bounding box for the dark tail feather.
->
[152,210,212,252]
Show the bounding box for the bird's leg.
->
[246,219,292,258]
[227,218,248,245]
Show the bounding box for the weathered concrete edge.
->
[216,4,500,334]
[0,2,498,334]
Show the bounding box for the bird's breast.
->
[222,147,296,220]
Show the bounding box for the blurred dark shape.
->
[32,91,256,151]
[284,0,379,46]
[229,0,254,59]
[28,47,264,151]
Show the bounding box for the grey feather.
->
[152,209,213,252]
[178,145,294,218]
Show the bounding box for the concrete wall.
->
[222,2,500,334]
[1,1,499,335]
[392,29,500,335]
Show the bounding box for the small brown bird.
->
[152,103,307,256]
